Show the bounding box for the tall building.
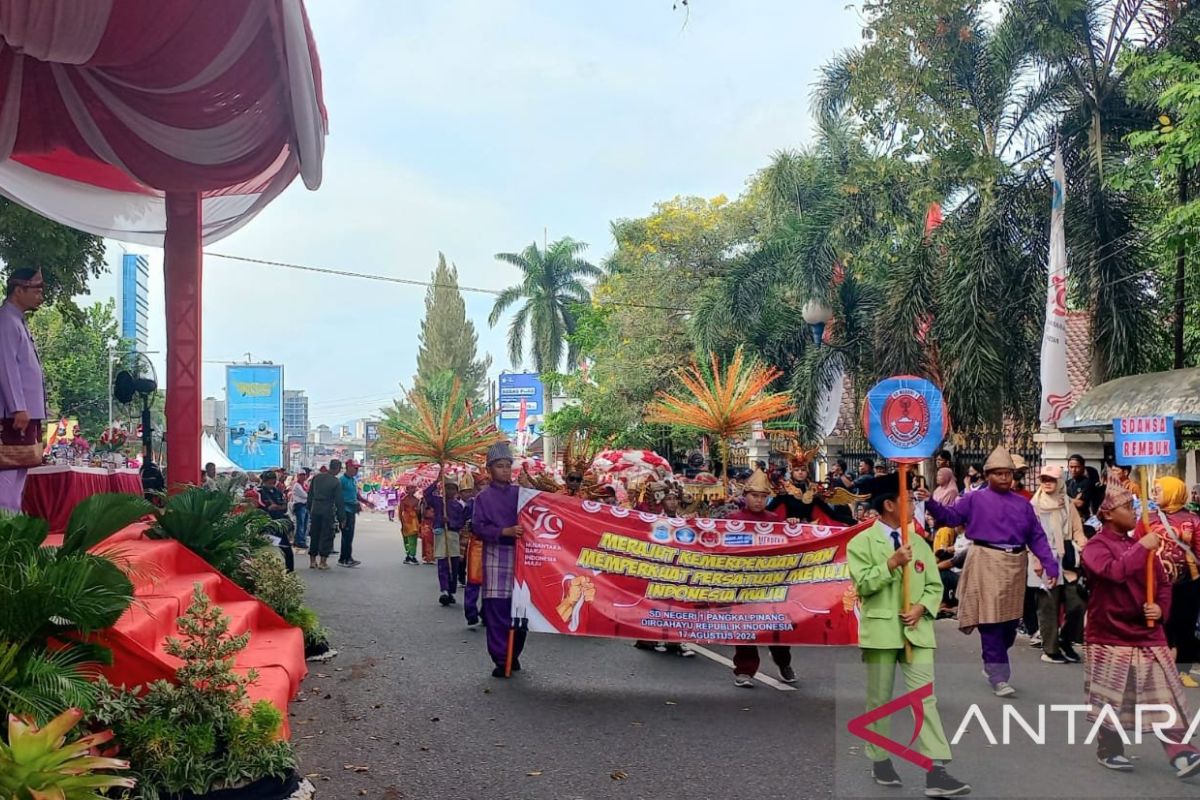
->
[202,397,226,428]
[119,252,150,351]
[283,389,309,441]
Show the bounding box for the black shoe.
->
[872,759,902,787]
[1041,652,1068,664]
[491,666,506,678]
[438,593,451,606]
[1060,643,1081,663]
[924,766,970,796]
[512,659,522,672]
[447,594,457,605]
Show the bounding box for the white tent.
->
[201,433,241,473]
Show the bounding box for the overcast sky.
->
[86,1,861,429]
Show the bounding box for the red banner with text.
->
[512,490,864,646]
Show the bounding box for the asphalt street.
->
[292,513,1200,800]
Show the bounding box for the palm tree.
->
[489,237,600,459]
[488,237,600,374]
[812,3,1072,428]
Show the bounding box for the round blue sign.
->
[861,376,947,464]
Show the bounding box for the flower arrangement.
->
[95,425,128,454]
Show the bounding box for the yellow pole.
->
[1142,465,1155,628]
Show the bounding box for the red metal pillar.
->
[163,192,202,489]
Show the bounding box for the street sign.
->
[1112,416,1176,465]
[862,375,947,465]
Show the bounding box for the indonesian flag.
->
[1039,143,1072,426]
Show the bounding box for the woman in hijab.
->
[932,467,959,506]
[1028,465,1087,664]
[1141,475,1200,687]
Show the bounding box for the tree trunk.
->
[542,391,554,467]
[1175,165,1189,370]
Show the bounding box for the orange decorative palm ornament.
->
[645,349,796,491]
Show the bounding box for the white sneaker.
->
[992,681,1016,698]
[733,674,754,688]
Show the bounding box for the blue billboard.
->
[497,372,543,436]
[226,365,284,471]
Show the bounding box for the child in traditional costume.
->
[848,473,970,797]
[471,442,527,677]
[1081,482,1200,777]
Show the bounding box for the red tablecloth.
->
[22,466,143,532]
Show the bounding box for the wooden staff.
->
[898,462,913,661]
[505,628,516,676]
[1142,465,1155,628]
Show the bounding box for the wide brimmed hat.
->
[983,445,1016,473]
[486,442,513,466]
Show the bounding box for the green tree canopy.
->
[28,300,123,435]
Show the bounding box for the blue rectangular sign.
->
[497,372,543,436]
[1112,415,1176,465]
[226,365,284,471]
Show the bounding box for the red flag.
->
[923,202,944,240]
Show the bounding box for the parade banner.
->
[512,490,864,646]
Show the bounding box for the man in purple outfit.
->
[427,477,467,606]
[471,441,527,678]
[0,268,47,512]
[918,445,1059,698]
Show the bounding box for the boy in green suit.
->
[847,473,971,797]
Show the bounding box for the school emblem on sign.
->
[881,388,929,448]
[863,376,948,465]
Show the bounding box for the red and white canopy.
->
[0,0,326,244]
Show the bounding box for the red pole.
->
[163,192,203,490]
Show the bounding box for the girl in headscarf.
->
[932,467,959,506]
[1081,484,1200,777]
[1139,475,1200,687]
[1028,465,1087,664]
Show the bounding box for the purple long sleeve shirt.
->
[471,482,520,599]
[926,486,1060,577]
[0,301,45,419]
[426,488,467,530]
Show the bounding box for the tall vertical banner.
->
[511,491,864,645]
[1040,143,1072,426]
[225,364,283,471]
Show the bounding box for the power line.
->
[204,252,694,313]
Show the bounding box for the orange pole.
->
[504,628,515,677]
[898,463,913,661]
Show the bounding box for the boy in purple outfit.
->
[918,446,1059,698]
[427,477,467,606]
[472,442,527,677]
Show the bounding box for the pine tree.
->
[415,253,491,398]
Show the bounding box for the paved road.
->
[292,514,1200,800]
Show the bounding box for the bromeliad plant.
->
[645,348,796,490]
[0,493,153,724]
[0,707,135,800]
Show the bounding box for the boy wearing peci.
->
[847,473,971,797]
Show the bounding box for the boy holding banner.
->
[848,473,970,797]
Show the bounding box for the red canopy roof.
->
[0,0,327,244]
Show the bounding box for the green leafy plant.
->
[0,706,135,799]
[234,550,305,619]
[282,607,330,654]
[0,493,153,723]
[148,488,281,578]
[91,586,294,800]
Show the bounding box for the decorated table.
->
[22,465,143,532]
